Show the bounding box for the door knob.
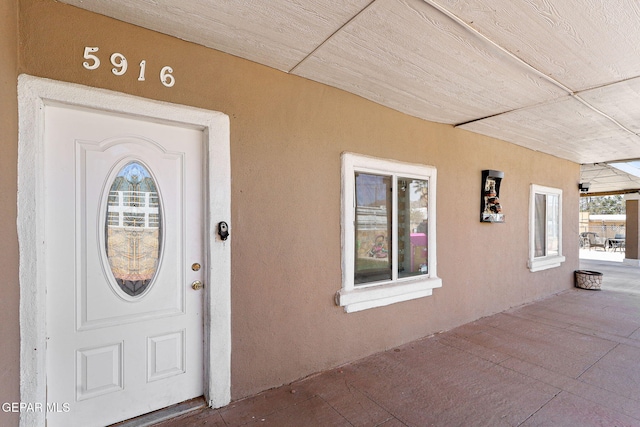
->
[191,280,204,290]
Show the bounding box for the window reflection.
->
[534,192,560,258]
[397,178,428,279]
[354,173,392,284]
[353,173,429,285]
[105,161,162,297]
[547,194,560,256]
[534,193,546,258]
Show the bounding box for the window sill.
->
[336,277,442,313]
[528,255,565,272]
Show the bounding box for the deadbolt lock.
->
[191,280,204,291]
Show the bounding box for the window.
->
[336,153,441,313]
[528,184,565,272]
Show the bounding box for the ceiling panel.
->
[438,0,640,91]
[459,96,640,164]
[293,0,566,124]
[579,77,640,135]
[59,0,372,71]
[56,0,640,192]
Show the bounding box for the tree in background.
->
[580,195,626,214]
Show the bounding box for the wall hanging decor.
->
[480,170,505,223]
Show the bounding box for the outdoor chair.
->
[585,232,606,251]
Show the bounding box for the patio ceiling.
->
[58,0,640,193]
[581,163,640,195]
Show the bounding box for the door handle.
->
[191,280,204,291]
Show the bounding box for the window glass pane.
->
[534,193,546,258]
[398,177,429,278]
[107,211,119,227]
[354,173,392,285]
[547,194,560,256]
[105,161,162,297]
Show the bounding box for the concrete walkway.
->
[142,255,640,427]
[580,249,640,295]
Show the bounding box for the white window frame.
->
[528,184,565,272]
[337,153,441,313]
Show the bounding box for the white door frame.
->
[17,75,231,427]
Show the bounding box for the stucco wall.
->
[1,0,20,425]
[11,0,580,405]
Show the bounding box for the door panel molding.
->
[17,75,231,427]
[78,138,185,330]
[76,136,186,330]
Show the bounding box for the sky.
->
[610,161,640,179]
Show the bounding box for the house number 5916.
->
[82,47,175,88]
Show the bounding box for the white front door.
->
[44,104,205,426]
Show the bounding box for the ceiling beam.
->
[288,0,377,74]
[580,189,640,197]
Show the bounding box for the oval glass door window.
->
[105,161,162,297]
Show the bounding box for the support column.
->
[624,194,640,266]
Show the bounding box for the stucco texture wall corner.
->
[19,0,581,404]
[1,0,20,425]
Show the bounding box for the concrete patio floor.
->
[138,253,640,427]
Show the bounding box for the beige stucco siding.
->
[3,0,580,404]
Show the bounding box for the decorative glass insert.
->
[105,161,162,297]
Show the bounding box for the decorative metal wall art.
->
[480,170,505,223]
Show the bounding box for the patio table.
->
[607,238,625,252]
